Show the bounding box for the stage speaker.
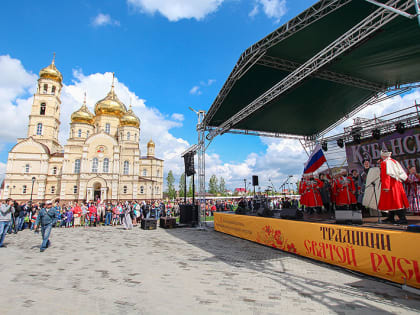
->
[184,153,195,176]
[280,208,303,220]
[180,204,198,224]
[335,209,362,225]
[252,175,259,186]
[257,206,272,217]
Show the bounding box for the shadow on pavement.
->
[164,224,420,314]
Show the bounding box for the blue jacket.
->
[35,207,57,226]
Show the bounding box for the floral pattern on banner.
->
[256,225,297,253]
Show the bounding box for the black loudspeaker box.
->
[141,218,157,230]
[252,175,259,186]
[280,208,303,220]
[180,204,198,224]
[184,153,195,176]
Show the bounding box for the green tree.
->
[208,175,218,195]
[166,170,176,200]
[219,177,226,196]
[179,173,186,198]
[188,177,194,197]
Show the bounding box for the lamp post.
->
[243,179,247,197]
[30,176,36,206]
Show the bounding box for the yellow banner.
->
[214,213,420,289]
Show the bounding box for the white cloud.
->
[250,0,287,23]
[189,85,202,95]
[171,113,184,121]
[92,13,120,27]
[127,0,224,22]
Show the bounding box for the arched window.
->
[51,86,56,94]
[43,84,48,93]
[156,186,159,194]
[140,186,144,194]
[123,161,129,175]
[40,103,46,115]
[103,158,109,173]
[78,129,82,137]
[105,123,110,134]
[142,169,147,176]
[92,158,98,173]
[22,185,27,194]
[74,159,81,174]
[123,186,128,194]
[135,133,137,141]
[52,167,57,175]
[73,185,78,194]
[86,131,89,138]
[36,123,43,135]
[157,170,160,177]
[51,186,55,194]
[25,164,30,173]
[127,132,130,141]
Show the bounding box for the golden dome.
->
[147,139,155,147]
[94,74,127,117]
[71,94,94,125]
[39,54,63,84]
[120,105,140,128]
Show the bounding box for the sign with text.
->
[345,127,420,173]
[214,213,420,288]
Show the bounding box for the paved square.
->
[1,224,420,314]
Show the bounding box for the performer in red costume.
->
[302,173,323,214]
[299,175,308,209]
[378,150,409,224]
[333,169,356,209]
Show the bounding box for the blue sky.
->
[1,0,419,191]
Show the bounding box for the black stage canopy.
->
[204,0,420,140]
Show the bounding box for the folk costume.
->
[405,172,420,215]
[333,171,356,209]
[378,150,409,224]
[301,176,323,213]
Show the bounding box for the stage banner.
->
[214,213,420,288]
[345,126,420,173]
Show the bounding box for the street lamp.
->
[243,179,247,197]
[30,177,36,206]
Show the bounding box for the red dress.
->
[378,159,409,211]
[334,176,356,206]
[302,179,323,207]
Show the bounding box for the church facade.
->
[1,57,164,203]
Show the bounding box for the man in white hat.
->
[34,200,57,252]
[378,149,409,224]
[333,168,356,209]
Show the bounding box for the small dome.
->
[120,105,140,128]
[94,74,127,117]
[147,139,155,147]
[39,54,63,84]
[71,95,94,125]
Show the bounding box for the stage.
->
[214,212,420,289]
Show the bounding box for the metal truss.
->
[203,0,353,126]
[205,126,311,140]
[257,55,386,92]
[316,81,420,138]
[321,104,420,143]
[197,111,206,227]
[207,0,415,141]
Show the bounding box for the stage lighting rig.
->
[396,122,405,134]
[321,142,328,152]
[337,139,344,148]
[353,133,361,144]
[372,128,381,140]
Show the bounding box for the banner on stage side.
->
[345,126,420,173]
[214,213,420,289]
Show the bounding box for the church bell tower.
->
[27,54,63,153]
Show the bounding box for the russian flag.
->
[303,144,326,174]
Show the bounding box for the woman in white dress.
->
[122,203,133,230]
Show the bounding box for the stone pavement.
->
[0,223,419,315]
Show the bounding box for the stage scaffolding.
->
[184,0,420,225]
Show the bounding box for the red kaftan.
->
[378,159,409,211]
[302,179,323,207]
[333,176,356,206]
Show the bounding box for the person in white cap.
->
[378,149,409,224]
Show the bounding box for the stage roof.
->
[204,0,420,139]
